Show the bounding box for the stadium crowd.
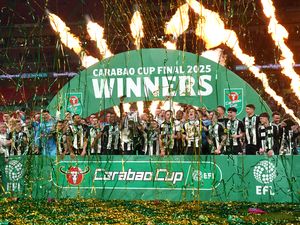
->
[0,99,299,159]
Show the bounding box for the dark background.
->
[0,0,299,117]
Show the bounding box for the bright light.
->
[165,4,190,38]
[47,10,99,68]
[187,0,299,124]
[137,101,144,115]
[163,4,189,49]
[261,0,300,101]
[163,41,177,50]
[86,18,113,59]
[201,48,226,66]
[130,10,144,49]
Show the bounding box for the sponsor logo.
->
[94,168,183,185]
[253,160,276,184]
[5,160,23,182]
[224,88,243,115]
[65,92,83,116]
[192,170,215,181]
[191,163,222,190]
[253,160,276,196]
[5,160,23,192]
[52,161,222,191]
[60,166,90,185]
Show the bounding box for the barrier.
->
[0,155,299,203]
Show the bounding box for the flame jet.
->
[164,4,190,49]
[130,10,144,50]
[186,0,299,123]
[86,16,113,59]
[47,10,98,68]
[261,0,300,101]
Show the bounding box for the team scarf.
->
[244,115,258,145]
[0,133,9,157]
[89,127,101,154]
[209,122,224,149]
[70,124,84,150]
[56,131,65,155]
[259,125,274,151]
[226,119,240,146]
[145,129,159,155]
[107,124,120,150]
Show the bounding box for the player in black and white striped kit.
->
[258,112,275,156]
[225,107,245,155]
[243,104,260,155]
[270,112,284,155]
[207,112,226,154]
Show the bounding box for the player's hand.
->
[34,147,39,154]
[267,150,274,157]
[80,150,86,157]
[259,148,265,154]
[215,148,221,155]
[231,134,238,139]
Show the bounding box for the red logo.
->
[69,96,79,105]
[60,166,90,185]
[228,92,239,102]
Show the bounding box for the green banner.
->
[1,156,299,203]
[47,49,271,119]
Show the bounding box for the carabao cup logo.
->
[60,166,90,185]
[228,92,239,101]
[224,88,243,115]
[5,160,23,182]
[253,161,276,184]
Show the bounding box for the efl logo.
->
[5,160,23,192]
[60,166,90,185]
[253,160,276,196]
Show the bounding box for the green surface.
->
[47,49,271,119]
[1,155,299,203]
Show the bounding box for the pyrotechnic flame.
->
[47,10,98,68]
[123,103,131,113]
[162,101,181,113]
[137,101,144,115]
[163,41,177,49]
[150,101,160,116]
[86,18,113,59]
[261,0,300,101]
[163,4,189,49]
[201,48,226,66]
[165,4,190,38]
[187,0,299,123]
[130,10,144,49]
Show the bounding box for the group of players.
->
[0,100,299,158]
